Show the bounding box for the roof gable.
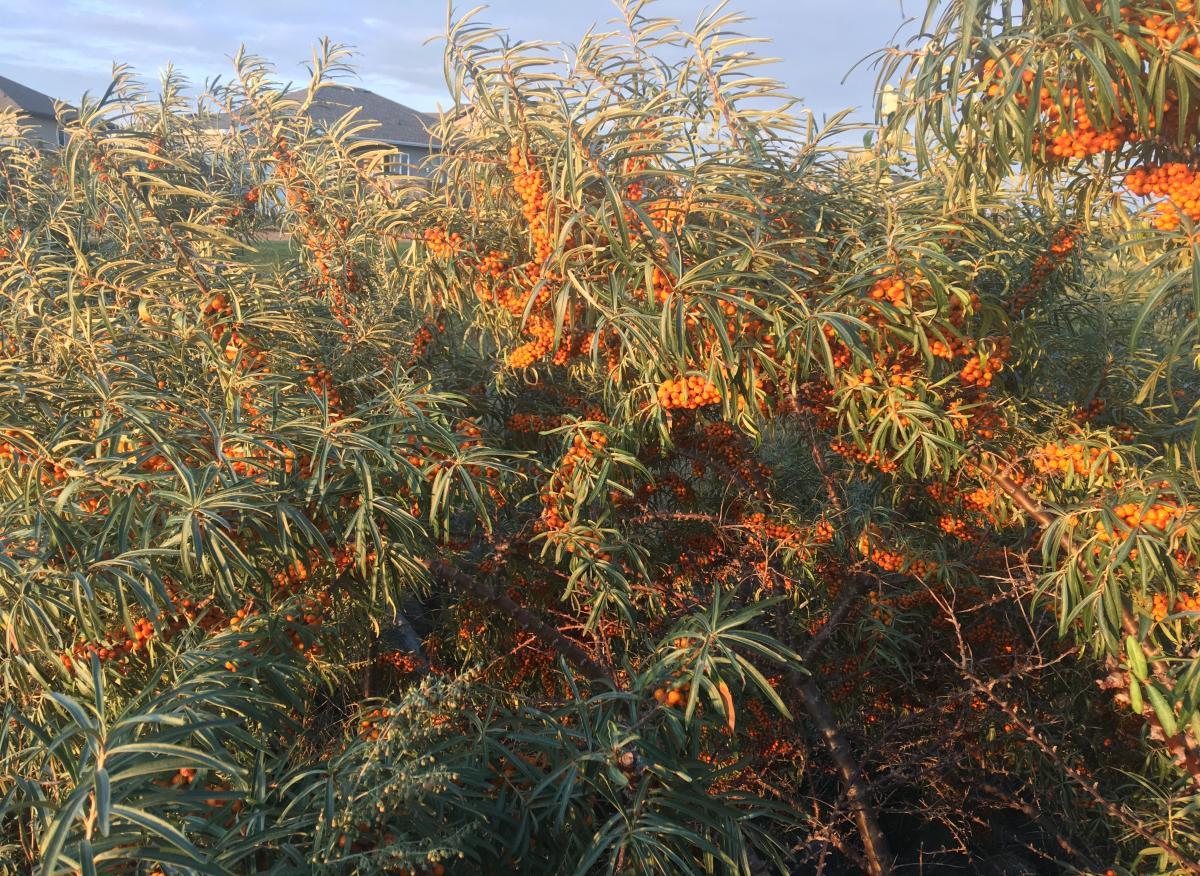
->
[284,85,439,147]
[0,74,58,120]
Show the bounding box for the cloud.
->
[2,0,911,118]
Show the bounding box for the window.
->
[384,149,411,176]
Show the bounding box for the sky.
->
[1,0,919,124]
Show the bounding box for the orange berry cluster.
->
[507,145,553,264]
[63,615,159,671]
[741,511,804,544]
[358,706,394,741]
[203,292,231,317]
[202,291,265,371]
[422,227,462,260]
[303,365,343,412]
[378,650,422,673]
[925,481,999,527]
[651,266,674,304]
[221,330,264,367]
[842,367,879,389]
[1141,5,1199,46]
[652,675,693,708]
[829,438,898,474]
[1073,398,1106,423]
[1010,229,1075,313]
[222,439,296,479]
[938,515,972,538]
[478,249,509,277]
[645,198,689,234]
[0,433,26,465]
[226,598,258,635]
[621,123,657,202]
[982,54,1142,161]
[1124,163,1200,230]
[633,471,694,507]
[1043,92,1132,160]
[411,323,438,358]
[273,137,365,342]
[1091,0,1200,59]
[959,338,1011,388]
[1033,442,1118,477]
[1095,499,1188,541]
[506,412,564,433]
[498,291,587,369]
[1151,202,1183,231]
[981,53,1029,98]
[868,271,926,309]
[945,400,1004,441]
[169,767,197,787]
[60,584,232,675]
[1048,227,1076,256]
[819,323,853,370]
[283,590,332,659]
[858,529,936,577]
[657,376,721,410]
[507,315,561,368]
[966,487,998,517]
[474,269,547,316]
[539,430,609,532]
[681,422,773,488]
[0,433,74,490]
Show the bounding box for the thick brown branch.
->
[794,675,894,876]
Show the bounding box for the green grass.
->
[232,235,414,274]
[238,237,294,269]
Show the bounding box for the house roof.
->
[0,74,59,120]
[283,84,439,148]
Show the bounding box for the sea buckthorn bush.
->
[2,2,1200,874]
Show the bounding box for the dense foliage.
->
[2,1,1200,873]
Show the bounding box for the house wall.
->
[392,144,432,175]
[23,117,61,148]
[351,142,435,177]
[0,115,60,148]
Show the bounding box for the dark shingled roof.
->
[0,74,58,120]
[283,85,439,147]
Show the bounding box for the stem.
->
[802,575,868,664]
[793,674,893,876]
[968,669,1200,874]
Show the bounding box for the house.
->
[0,74,65,147]
[209,84,440,180]
[284,85,440,177]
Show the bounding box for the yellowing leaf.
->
[718,680,735,734]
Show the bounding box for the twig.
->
[981,461,1200,789]
[423,557,613,682]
